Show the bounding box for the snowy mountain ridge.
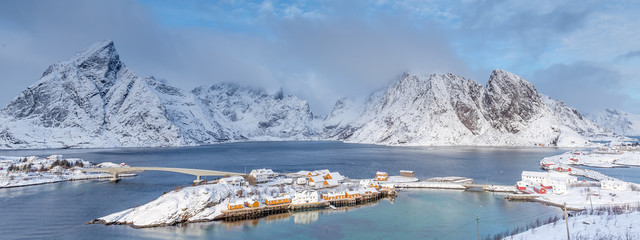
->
[324,70,610,147]
[0,40,615,149]
[586,109,640,136]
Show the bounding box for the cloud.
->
[1,0,639,115]
[532,62,638,113]
[0,0,469,114]
[616,50,640,61]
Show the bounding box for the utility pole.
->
[476,216,480,240]
[589,194,593,211]
[564,202,570,240]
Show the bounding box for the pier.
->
[393,181,517,193]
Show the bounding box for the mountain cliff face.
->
[586,109,640,136]
[0,40,615,149]
[325,70,610,147]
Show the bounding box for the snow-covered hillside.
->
[507,211,640,240]
[0,40,615,149]
[586,109,640,136]
[326,70,611,147]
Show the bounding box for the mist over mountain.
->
[0,41,616,149]
[586,109,640,136]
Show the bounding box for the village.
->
[212,169,407,221]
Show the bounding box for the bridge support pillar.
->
[109,173,121,183]
[193,175,204,185]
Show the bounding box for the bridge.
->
[82,167,244,184]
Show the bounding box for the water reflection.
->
[293,211,318,224]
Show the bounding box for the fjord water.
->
[1,142,571,239]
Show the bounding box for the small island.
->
[1,155,133,188]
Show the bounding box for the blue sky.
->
[1,0,639,114]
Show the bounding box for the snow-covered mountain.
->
[0,40,318,148]
[191,84,319,140]
[325,70,610,147]
[586,109,640,136]
[0,40,614,149]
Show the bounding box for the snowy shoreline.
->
[0,155,133,188]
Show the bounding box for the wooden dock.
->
[216,191,395,221]
[290,201,330,211]
[504,194,540,201]
[219,204,290,221]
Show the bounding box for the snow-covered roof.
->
[326,192,346,197]
[548,172,576,182]
[220,175,245,183]
[310,169,330,176]
[324,179,339,186]
[376,171,388,175]
[328,172,344,181]
[244,199,258,204]
[522,171,547,178]
[309,176,325,182]
[266,195,291,201]
[296,170,311,176]
[250,168,274,175]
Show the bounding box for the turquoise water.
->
[0,142,584,239]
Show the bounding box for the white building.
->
[250,168,275,183]
[296,177,307,185]
[292,190,320,204]
[601,180,629,191]
[521,171,577,186]
[219,176,246,186]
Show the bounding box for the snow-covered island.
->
[541,145,640,168]
[91,169,408,228]
[508,147,640,210]
[0,155,130,188]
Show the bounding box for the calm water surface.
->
[0,141,616,239]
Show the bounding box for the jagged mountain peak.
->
[39,39,123,95]
[72,40,117,62]
[486,69,537,94]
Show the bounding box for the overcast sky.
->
[1,0,639,115]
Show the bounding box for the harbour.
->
[0,142,593,239]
